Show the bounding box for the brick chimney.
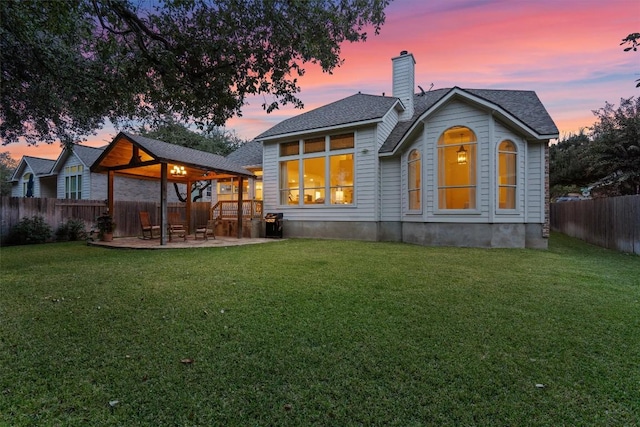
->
[392,50,416,121]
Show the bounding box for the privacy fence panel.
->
[0,197,213,243]
[550,195,639,255]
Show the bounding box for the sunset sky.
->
[5,0,639,161]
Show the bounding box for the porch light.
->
[456,145,468,165]
[171,165,187,177]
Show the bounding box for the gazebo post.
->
[236,177,244,238]
[186,180,192,234]
[107,170,114,215]
[160,163,168,245]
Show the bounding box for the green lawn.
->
[1,234,638,426]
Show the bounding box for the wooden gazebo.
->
[91,132,255,245]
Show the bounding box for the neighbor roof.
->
[255,93,401,139]
[52,144,105,173]
[10,156,56,181]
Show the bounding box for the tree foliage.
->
[0,151,18,196]
[0,0,390,146]
[620,32,640,87]
[549,97,640,197]
[549,130,593,193]
[588,97,640,195]
[138,120,244,156]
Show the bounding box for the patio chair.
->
[195,219,216,240]
[139,211,160,239]
[168,212,187,242]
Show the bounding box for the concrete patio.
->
[87,235,284,250]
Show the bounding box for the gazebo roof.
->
[91,132,254,181]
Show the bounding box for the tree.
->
[0,151,18,196]
[1,0,390,147]
[620,32,640,87]
[138,120,243,156]
[588,97,640,196]
[139,120,247,202]
[549,130,595,198]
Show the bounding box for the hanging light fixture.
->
[457,145,468,164]
[456,133,467,164]
[170,165,187,177]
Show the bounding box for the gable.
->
[380,87,559,155]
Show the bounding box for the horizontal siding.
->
[380,157,401,220]
[526,143,544,222]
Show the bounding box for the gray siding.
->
[526,142,545,222]
[380,157,401,221]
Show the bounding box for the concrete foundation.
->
[280,220,548,249]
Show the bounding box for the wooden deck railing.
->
[210,200,263,221]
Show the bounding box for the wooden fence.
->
[550,195,639,255]
[0,197,212,243]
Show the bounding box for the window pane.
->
[280,142,299,156]
[499,152,517,185]
[330,133,354,150]
[437,127,476,210]
[304,137,325,154]
[409,190,420,210]
[499,187,516,209]
[408,150,421,210]
[330,153,353,205]
[279,160,299,204]
[438,188,476,210]
[303,157,325,204]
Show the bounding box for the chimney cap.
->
[400,50,408,55]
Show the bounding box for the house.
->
[248,51,559,248]
[10,156,56,197]
[11,144,194,202]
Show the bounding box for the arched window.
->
[437,126,477,210]
[408,149,421,211]
[498,140,517,209]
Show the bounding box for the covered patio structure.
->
[91,132,255,245]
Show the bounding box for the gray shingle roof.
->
[255,93,400,139]
[24,156,56,175]
[226,140,263,167]
[254,86,558,156]
[120,132,254,177]
[71,144,104,166]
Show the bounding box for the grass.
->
[1,233,638,426]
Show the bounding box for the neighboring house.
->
[248,51,559,248]
[221,139,264,202]
[10,156,56,198]
[11,144,191,202]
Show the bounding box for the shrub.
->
[55,218,88,242]
[9,215,53,245]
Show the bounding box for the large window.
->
[498,140,517,209]
[408,149,421,211]
[64,165,83,199]
[279,133,354,205]
[437,126,476,210]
